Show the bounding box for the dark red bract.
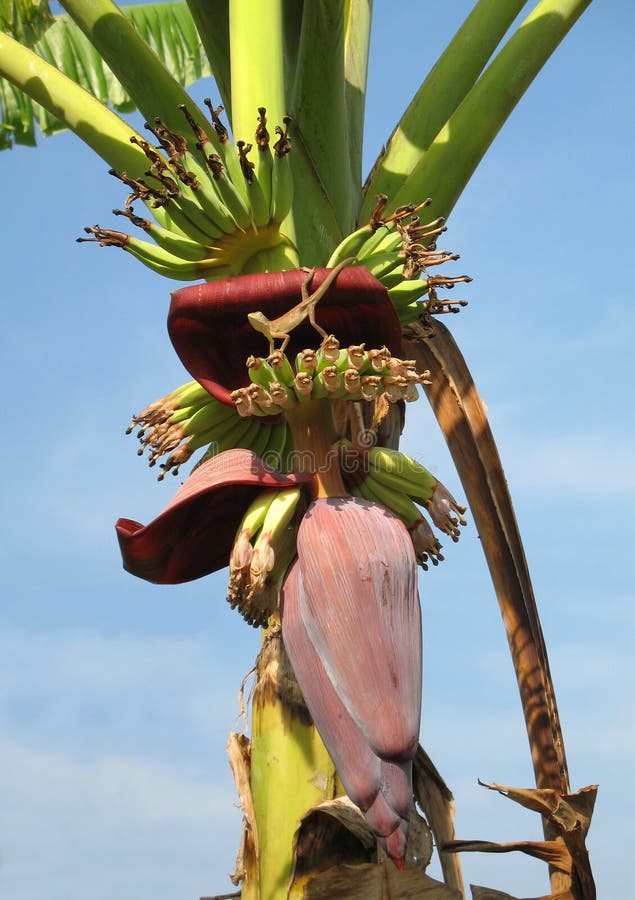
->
[169,265,403,405]
[116,449,312,583]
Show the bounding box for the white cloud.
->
[0,627,251,900]
[0,733,241,900]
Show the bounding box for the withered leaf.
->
[442,839,571,873]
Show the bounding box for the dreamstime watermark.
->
[200,427,403,476]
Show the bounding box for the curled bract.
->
[115,448,312,584]
[168,265,402,405]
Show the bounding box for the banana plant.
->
[0,1,598,898]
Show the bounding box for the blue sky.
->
[1,2,634,898]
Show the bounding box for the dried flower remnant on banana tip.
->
[77,105,298,281]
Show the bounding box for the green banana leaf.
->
[0,1,211,149]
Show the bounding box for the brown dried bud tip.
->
[237,141,255,183]
[273,116,292,157]
[76,225,129,248]
[204,98,229,143]
[369,194,389,230]
[409,517,444,571]
[108,169,166,207]
[256,107,270,149]
[113,206,150,230]
[207,154,224,179]
[178,103,210,151]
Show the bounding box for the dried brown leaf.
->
[477,782,597,898]
[413,745,464,894]
[289,797,440,898]
[442,839,571,873]
[470,887,574,900]
[403,321,568,794]
[226,732,258,889]
[301,861,462,899]
[479,783,597,837]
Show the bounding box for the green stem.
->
[360,0,529,218]
[291,0,355,234]
[228,0,295,247]
[185,0,232,115]
[250,624,339,900]
[59,0,214,154]
[0,31,147,176]
[343,0,373,198]
[388,0,592,222]
[228,0,286,155]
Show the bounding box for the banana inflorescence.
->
[227,486,305,627]
[78,105,299,279]
[232,343,431,414]
[127,379,292,480]
[336,438,468,569]
[77,98,470,329]
[327,194,472,327]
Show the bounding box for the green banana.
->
[167,398,211,426]
[113,210,216,262]
[367,445,437,500]
[153,195,220,247]
[293,372,314,402]
[258,487,303,546]
[364,228,403,258]
[137,121,235,238]
[268,381,297,411]
[167,380,211,407]
[398,302,426,326]
[260,421,290,472]
[180,399,239,438]
[203,98,251,206]
[238,141,272,230]
[357,224,395,259]
[168,176,238,241]
[120,238,228,282]
[254,108,274,213]
[380,271,408,290]
[325,223,374,268]
[206,153,252,231]
[79,227,220,280]
[248,421,274,459]
[235,489,279,543]
[212,414,262,456]
[270,118,293,225]
[315,341,344,372]
[247,356,278,389]
[312,367,344,400]
[295,349,318,375]
[387,280,429,307]
[361,469,422,528]
[360,250,404,280]
[267,350,295,387]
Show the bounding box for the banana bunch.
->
[78,106,297,280]
[227,487,304,627]
[336,439,467,569]
[326,194,472,326]
[127,379,292,479]
[231,342,431,414]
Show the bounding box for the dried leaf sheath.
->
[404,321,568,792]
